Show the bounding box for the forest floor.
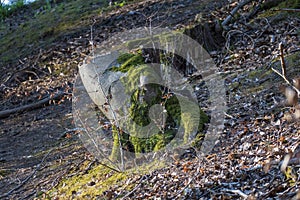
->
[0,0,299,199]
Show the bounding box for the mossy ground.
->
[257,0,300,19]
[46,163,128,199]
[46,158,168,199]
[0,0,141,68]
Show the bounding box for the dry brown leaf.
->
[285,87,298,106]
[293,108,300,119]
[293,77,300,90]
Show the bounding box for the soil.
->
[0,0,299,199]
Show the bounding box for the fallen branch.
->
[0,92,65,119]
[279,43,286,77]
[221,0,254,29]
[272,8,300,12]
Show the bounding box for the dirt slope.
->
[0,0,299,199]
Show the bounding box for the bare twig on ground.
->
[272,8,300,12]
[221,189,249,199]
[0,148,53,199]
[88,20,125,172]
[120,175,148,200]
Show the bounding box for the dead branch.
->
[0,92,65,119]
[279,43,286,77]
[221,0,254,29]
[272,8,300,12]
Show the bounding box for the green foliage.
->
[0,0,25,20]
[114,0,126,7]
[44,0,52,10]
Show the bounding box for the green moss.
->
[110,127,121,161]
[0,169,9,178]
[47,157,169,199]
[258,0,300,18]
[109,51,209,157]
[110,52,145,73]
[191,133,206,148]
[120,84,181,154]
[47,164,130,198]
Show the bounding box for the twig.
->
[83,159,98,173]
[73,108,122,173]
[224,112,234,119]
[221,189,249,199]
[0,148,53,199]
[279,43,286,77]
[271,43,300,97]
[272,8,300,12]
[225,29,255,52]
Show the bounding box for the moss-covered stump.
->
[106,51,209,161]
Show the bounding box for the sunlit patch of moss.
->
[110,52,145,72]
[47,157,171,199]
[47,164,130,199]
[248,68,272,79]
[191,133,206,148]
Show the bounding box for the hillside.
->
[0,0,299,199]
